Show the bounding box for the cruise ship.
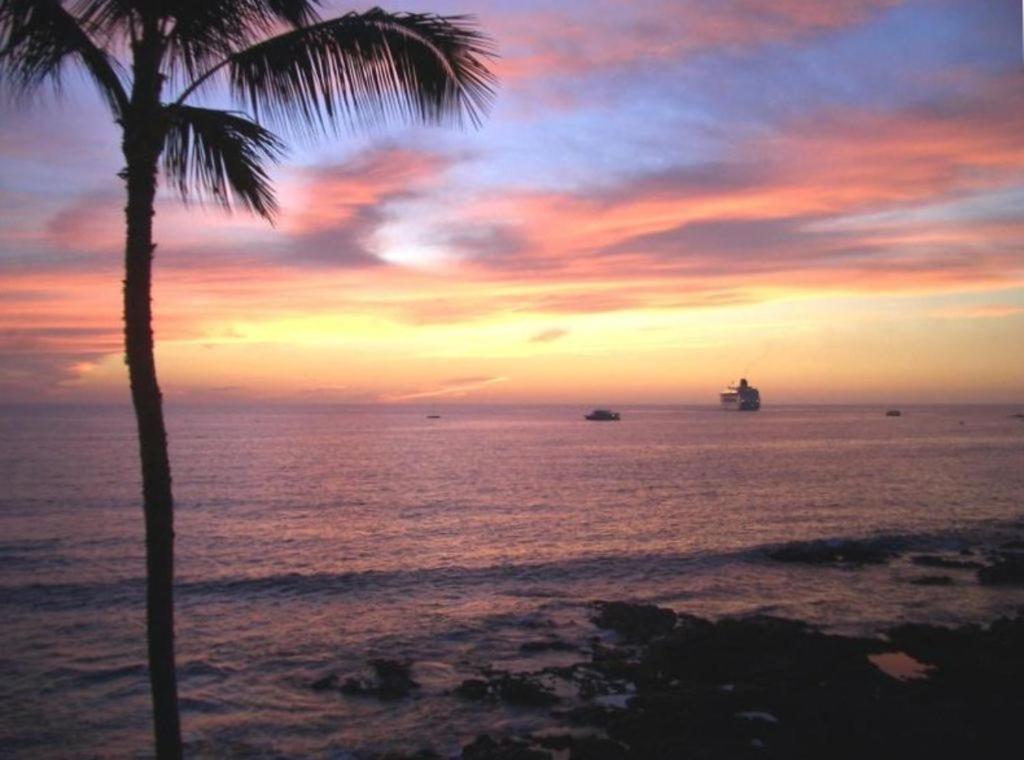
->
[720,378,761,411]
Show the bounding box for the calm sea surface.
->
[1,404,1023,757]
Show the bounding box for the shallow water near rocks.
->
[868,651,935,681]
[1,403,1022,756]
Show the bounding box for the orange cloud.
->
[530,327,569,343]
[282,147,453,237]
[438,75,1024,300]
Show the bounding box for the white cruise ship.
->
[720,378,761,411]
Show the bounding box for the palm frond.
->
[0,0,128,114]
[162,1,321,81]
[184,7,496,135]
[68,0,136,26]
[68,2,320,81]
[162,103,285,220]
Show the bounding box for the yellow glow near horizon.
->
[60,284,1024,406]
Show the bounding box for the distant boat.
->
[885,410,902,417]
[720,378,761,411]
[585,409,620,421]
[426,414,441,419]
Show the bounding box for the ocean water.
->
[1,403,1022,757]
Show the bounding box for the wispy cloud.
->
[530,328,569,343]
[382,375,509,402]
[929,305,1024,320]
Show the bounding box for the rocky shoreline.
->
[312,537,1024,759]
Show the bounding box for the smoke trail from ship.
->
[742,343,772,377]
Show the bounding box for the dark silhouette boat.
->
[885,410,902,417]
[720,378,761,411]
[585,409,621,421]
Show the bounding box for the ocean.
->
[1,403,1022,757]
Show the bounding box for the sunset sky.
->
[1,0,1022,404]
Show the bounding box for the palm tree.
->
[0,2,494,757]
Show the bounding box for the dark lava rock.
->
[340,676,376,697]
[886,615,1024,686]
[454,678,490,701]
[624,614,1024,757]
[592,601,677,643]
[461,735,551,760]
[568,737,628,760]
[520,639,578,653]
[475,609,1024,760]
[517,617,557,630]
[553,704,621,729]
[978,556,1024,586]
[454,673,559,706]
[533,734,573,751]
[496,674,559,707]
[341,659,419,700]
[374,659,417,692]
[539,662,579,679]
[310,673,338,691]
[642,614,881,688]
[911,575,954,586]
[371,658,419,699]
[561,662,630,700]
[768,539,894,565]
[911,554,983,570]
[588,643,637,681]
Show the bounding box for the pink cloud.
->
[440,74,1024,298]
[492,0,903,82]
[282,147,453,237]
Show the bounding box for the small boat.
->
[585,409,620,421]
[885,410,902,417]
[720,378,761,411]
[426,414,441,419]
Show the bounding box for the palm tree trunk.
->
[123,137,183,759]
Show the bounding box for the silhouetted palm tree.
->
[0,2,494,756]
